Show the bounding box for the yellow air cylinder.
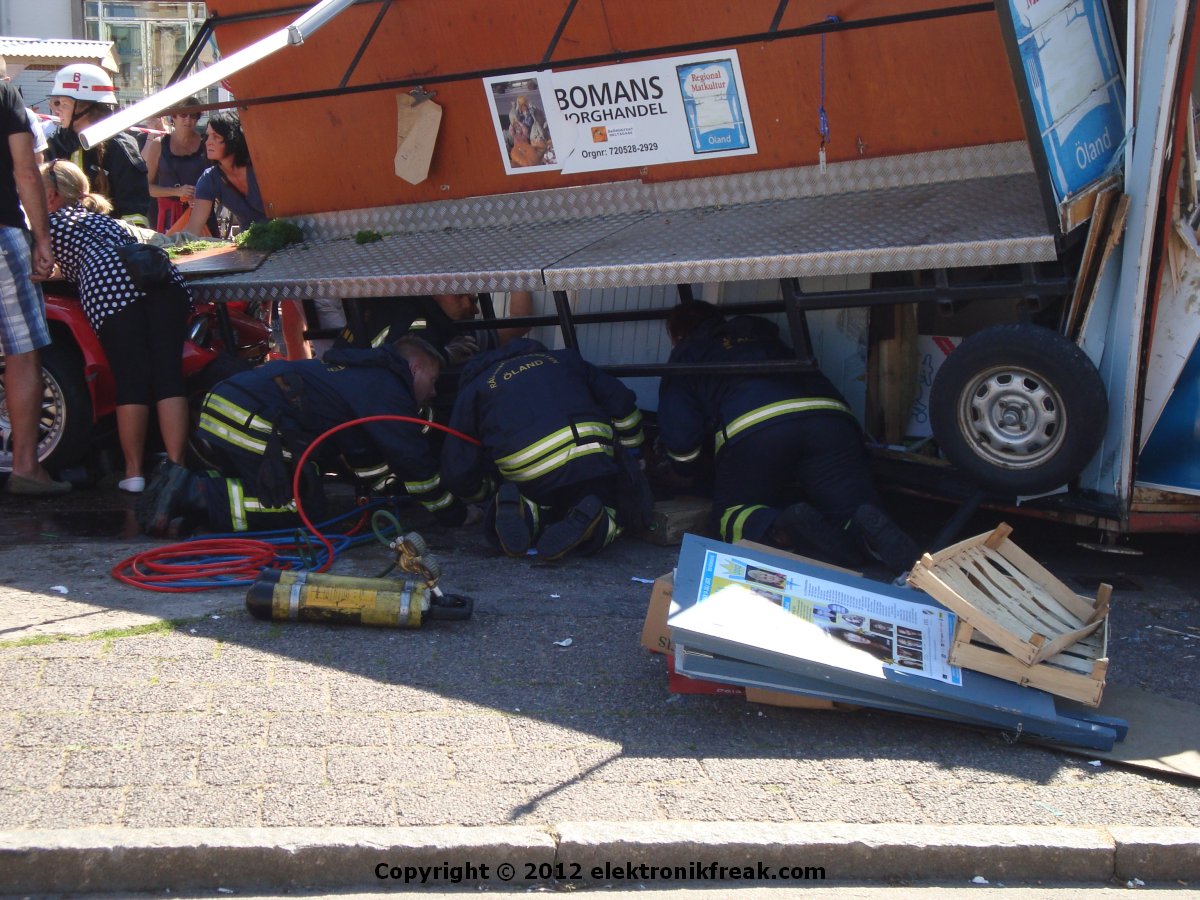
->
[246,569,427,628]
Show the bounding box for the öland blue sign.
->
[1007,0,1125,203]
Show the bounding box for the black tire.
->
[0,340,94,475]
[929,324,1107,495]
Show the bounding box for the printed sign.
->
[1006,0,1125,202]
[693,547,961,683]
[483,51,756,176]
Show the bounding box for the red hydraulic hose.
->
[289,415,482,571]
[112,415,481,590]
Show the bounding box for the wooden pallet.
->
[908,523,1111,665]
[949,618,1109,706]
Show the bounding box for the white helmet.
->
[51,63,117,106]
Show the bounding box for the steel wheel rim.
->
[0,366,68,471]
[957,365,1066,470]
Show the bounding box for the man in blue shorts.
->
[0,59,67,495]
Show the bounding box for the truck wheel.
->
[929,324,1107,495]
[0,341,94,475]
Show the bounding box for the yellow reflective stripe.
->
[228,480,247,531]
[404,474,442,494]
[715,399,850,452]
[720,504,767,543]
[353,463,390,479]
[370,328,389,348]
[620,432,644,448]
[600,507,622,547]
[500,443,610,482]
[669,447,702,464]
[496,422,612,469]
[199,414,269,454]
[204,395,274,433]
[422,491,455,511]
[614,409,642,431]
[243,497,295,513]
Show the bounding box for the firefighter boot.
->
[535,494,605,561]
[850,503,921,573]
[493,482,532,557]
[137,460,197,537]
[776,501,864,568]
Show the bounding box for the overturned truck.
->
[107,0,1200,534]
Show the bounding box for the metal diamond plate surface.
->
[188,144,1053,302]
[292,181,656,242]
[546,173,1056,291]
[652,142,1035,210]
[190,212,645,301]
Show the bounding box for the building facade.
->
[3,0,216,113]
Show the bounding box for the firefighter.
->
[658,301,920,572]
[45,64,152,226]
[443,338,647,560]
[138,335,470,536]
[334,292,533,359]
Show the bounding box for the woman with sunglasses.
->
[140,96,209,233]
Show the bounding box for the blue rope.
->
[819,15,841,146]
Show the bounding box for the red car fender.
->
[40,291,268,425]
[43,289,116,421]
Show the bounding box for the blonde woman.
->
[40,160,191,493]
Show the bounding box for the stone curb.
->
[1,824,1196,894]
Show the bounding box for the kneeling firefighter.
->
[442,338,653,560]
[138,335,469,535]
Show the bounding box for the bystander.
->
[0,56,68,496]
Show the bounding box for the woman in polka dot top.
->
[40,159,192,494]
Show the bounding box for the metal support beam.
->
[553,290,579,350]
[779,277,815,368]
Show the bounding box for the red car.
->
[0,282,271,476]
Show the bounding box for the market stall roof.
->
[0,37,119,72]
[185,142,1058,302]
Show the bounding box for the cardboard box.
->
[641,571,677,655]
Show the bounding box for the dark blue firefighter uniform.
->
[443,338,645,556]
[196,344,462,532]
[658,314,883,546]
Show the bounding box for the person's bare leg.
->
[156,396,190,465]
[281,300,311,360]
[3,349,54,481]
[115,404,150,480]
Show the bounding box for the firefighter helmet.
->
[51,63,118,106]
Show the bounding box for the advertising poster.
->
[696,548,961,684]
[483,73,561,175]
[483,51,756,176]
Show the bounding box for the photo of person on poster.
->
[486,77,557,172]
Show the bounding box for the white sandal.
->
[119,476,146,494]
